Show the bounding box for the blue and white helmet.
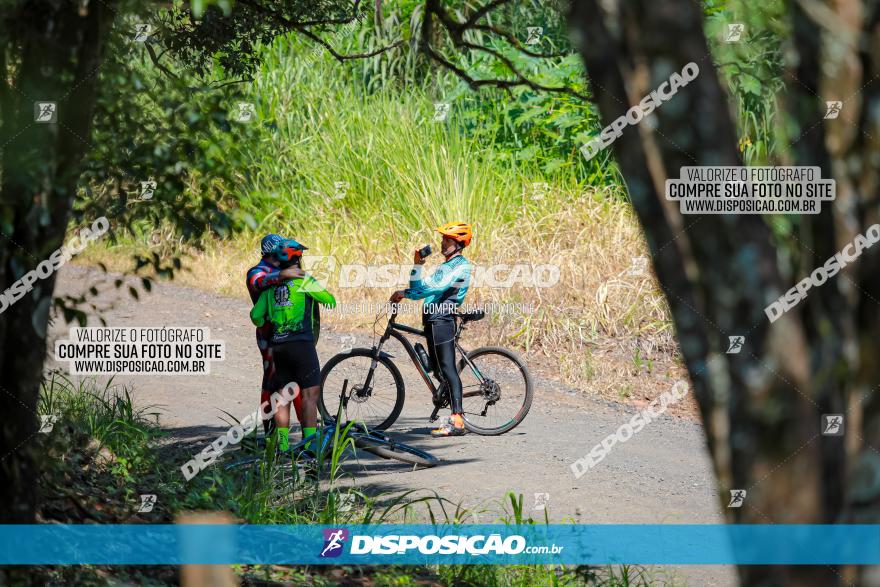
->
[261,234,283,255]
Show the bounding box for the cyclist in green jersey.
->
[250,238,336,452]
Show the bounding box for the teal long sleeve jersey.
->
[403,255,471,316]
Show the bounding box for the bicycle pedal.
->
[428,407,440,423]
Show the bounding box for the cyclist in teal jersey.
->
[391,222,473,437]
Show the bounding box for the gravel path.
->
[50,265,736,586]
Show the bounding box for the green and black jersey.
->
[250,276,336,344]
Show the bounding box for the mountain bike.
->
[226,418,439,472]
[227,380,439,474]
[318,304,533,435]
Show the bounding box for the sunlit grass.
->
[76,36,678,400]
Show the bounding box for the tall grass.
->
[240,39,573,253]
[77,13,688,403]
[38,363,666,585]
[705,0,787,166]
[80,34,674,399]
[39,371,161,461]
[76,0,790,404]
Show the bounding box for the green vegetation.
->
[67,1,795,417]
[82,11,664,398]
[34,374,669,586]
[77,0,791,402]
[705,0,787,166]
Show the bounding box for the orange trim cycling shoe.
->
[430,414,466,437]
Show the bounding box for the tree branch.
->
[420,0,586,99]
[468,23,569,59]
[144,41,179,79]
[298,26,405,61]
[458,40,587,99]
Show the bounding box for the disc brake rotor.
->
[480,380,501,402]
[350,384,371,403]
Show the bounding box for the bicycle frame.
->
[363,306,484,401]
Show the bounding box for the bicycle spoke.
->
[458,351,529,432]
[322,353,401,429]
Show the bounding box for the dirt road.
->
[49,265,735,586]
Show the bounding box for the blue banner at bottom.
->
[0,525,878,565]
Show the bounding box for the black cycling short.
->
[270,340,322,390]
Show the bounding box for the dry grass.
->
[76,186,691,410]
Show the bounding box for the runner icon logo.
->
[320,529,349,558]
[138,494,157,513]
[133,24,152,42]
[824,101,843,119]
[433,103,450,122]
[728,489,746,508]
[139,180,156,201]
[726,336,744,354]
[35,102,57,123]
[822,414,844,436]
[525,27,543,45]
[725,23,744,42]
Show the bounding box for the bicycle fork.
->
[347,345,384,403]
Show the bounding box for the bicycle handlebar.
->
[386,303,471,324]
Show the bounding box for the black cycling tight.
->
[423,316,463,414]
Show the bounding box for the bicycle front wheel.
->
[457,346,533,435]
[319,349,405,430]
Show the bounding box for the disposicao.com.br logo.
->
[326,533,563,556]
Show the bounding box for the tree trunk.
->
[0,0,113,525]
[567,0,880,583]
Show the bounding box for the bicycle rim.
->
[320,350,404,430]
[457,347,533,435]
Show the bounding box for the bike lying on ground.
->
[226,381,439,474]
[319,305,534,435]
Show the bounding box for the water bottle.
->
[414,343,432,373]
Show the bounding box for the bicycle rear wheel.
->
[353,432,439,467]
[319,349,405,430]
[457,346,533,435]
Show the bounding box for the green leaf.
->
[513,107,544,126]
[543,158,566,174]
[739,76,762,96]
[516,145,540,162]
[190,0,205,18]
